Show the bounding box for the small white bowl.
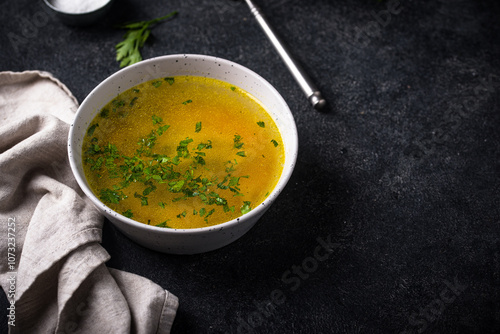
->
[43,0,114,26]
[68,54,298,254]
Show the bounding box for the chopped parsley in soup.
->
[82,76,285,229]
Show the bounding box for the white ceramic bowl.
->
[68,54,298,254]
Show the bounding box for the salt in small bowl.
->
[43,0,114,26]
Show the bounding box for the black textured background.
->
[1,0,499,333]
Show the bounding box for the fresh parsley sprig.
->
[115,11,178,68]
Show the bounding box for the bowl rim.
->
[43,0,113,15]
[68,53,298,235]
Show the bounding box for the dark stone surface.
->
[1,0,499,333]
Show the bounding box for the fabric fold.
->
[0,71,178,333]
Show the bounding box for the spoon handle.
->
[244,0,326,110]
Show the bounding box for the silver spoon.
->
[244,0,326,110]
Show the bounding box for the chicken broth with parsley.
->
[82,76,284,229]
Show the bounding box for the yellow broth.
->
[82,76,285,229]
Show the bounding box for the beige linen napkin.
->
[0,71,178,333]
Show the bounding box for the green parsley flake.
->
[182,99,192,105]
[233,134,244,149]
[241,201,252,214]
[225,159,238,173]
[122,209,133,218]
[223,205,235,213]
[271,139,279,147]
[100,109,109,118]
[142,181,157,195]
[204,208,215,221]
[169,179,185,193]
[112,99,125,110]
[195,121,202,133]
[156,220,171,228]
[197,140,212,150]
[164,77,175,85]
[257,121,265,128]
[157,124,170,136]
[152,115,163,125]
[134,192,148,206]
[199,208,207,217]
[100,188,126,204]
[87,123,98,136]
[129,97,138,106]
